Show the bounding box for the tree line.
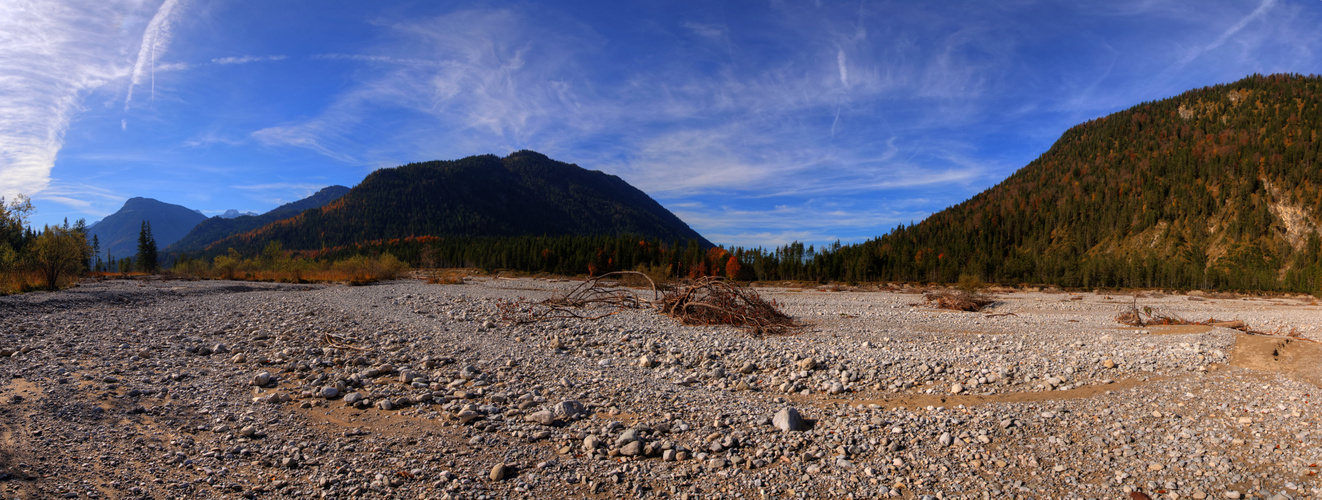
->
[1,195,162,293]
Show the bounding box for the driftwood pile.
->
[503,273,796,335]
[922,290,995,312]
[659,277,795,335]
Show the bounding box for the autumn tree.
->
[30,225,88,290]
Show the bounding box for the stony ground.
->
[2,277,1321,500]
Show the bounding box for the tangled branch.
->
[659,277,796,335]
[501,271,658,323]
[322,333,368,351]
[923,290,995,312]
[500,273,797,335]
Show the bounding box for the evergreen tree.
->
[91,234,101,272]
[137,221,159,274]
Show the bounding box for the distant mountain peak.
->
[87,197,207,261]
[167,185,352,253]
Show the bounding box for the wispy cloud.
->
[0,0,175,201]
[125,0,184,111]
[230,182,334,207]
[1173,0,1277,70]
[212,54,287,65]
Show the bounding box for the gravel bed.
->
[1,278,1320,499]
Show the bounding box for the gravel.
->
[1,278,1320,499]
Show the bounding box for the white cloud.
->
[0,0,179,202]
[212,55,286,65]
[125,0,184,110]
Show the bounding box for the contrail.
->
[126,0,183,110]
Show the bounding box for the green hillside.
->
[196,151,709,257]
[166,185,350,253]
[847,73,1322,291]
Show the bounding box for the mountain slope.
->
[865,73,1322,291]
[88,198,207,261]
[167,185,350,253]
[200,151,709,255]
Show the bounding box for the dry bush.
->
[660,277,795,334]
[923,290,995,312]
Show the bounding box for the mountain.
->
[88,197,208,261]
[861,73,1322,291]
[221,209,258,219]
[167,185,351,253]
[198,151,710,255]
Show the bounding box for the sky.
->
[2,0,1320,248]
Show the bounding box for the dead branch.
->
[323,333,368,351]
[500,273,795,335]
[500,271,658,324]
[659,277,796,335]
[923,290,995,312]
[1115,297,1320,343]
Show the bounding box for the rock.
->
[550,400,587,419]
[663,449,677,461]
[615,428,641,447]
[526,410,556,425]
[583,435,602,453]
[638,355,657,368]
[773,408,806,432]
[620,440,644,456]
[739,361,757,374]
[1102,359,1116,369]
[456,410,479,424]
[230,353,246,364]
[828,382,844,395]
[252,371,272,386]
[489,463,508,481]
[238,425,257,438]
[1223,492,1242,499]
[939,432,953,446]
[343,392,363,405]
[318,386,339,399]
[797,358,817,371]
[950,383,964,394]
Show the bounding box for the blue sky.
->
[2,0,1320,248]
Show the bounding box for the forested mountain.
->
[167,185,350,253]
[804,73,1322,291]
[88,198,207,261]
[196,151,709,256]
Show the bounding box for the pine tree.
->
[91,234,101,272]
[137,221,158,274]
